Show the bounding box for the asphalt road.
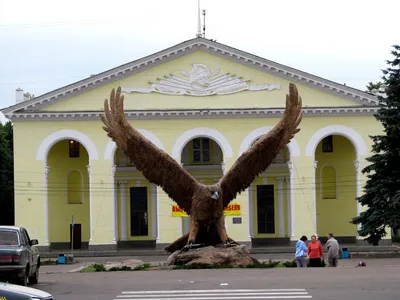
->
[33,261,400,300]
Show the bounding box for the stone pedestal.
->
[166,245,259,267]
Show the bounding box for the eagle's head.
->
[208,185,221,202]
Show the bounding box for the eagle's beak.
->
[211,191,219,200]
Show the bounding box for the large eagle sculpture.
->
[101,83,303,254]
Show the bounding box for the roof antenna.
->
[202,9,206,38]
[196,0,203,38]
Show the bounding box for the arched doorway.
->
[47,139,90,250]
[314,134,358,243]
[180,137,225,235]
[113,147,158,249]
[248,137,291,246]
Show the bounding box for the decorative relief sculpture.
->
[121,63,280,97]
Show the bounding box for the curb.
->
[38,247,400,259]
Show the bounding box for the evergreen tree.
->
[365,81,383,95]
[0,121,14,225]
[351,45,400,245]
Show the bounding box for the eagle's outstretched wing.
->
[101,87,201,214]
[219,83,303,207]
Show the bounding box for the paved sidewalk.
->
[39,257,400,274]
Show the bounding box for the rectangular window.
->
[256,184,275,234]
[69,140,80,158]
[322,135,333,153]
[192,138,211,163]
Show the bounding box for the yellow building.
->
[1,38,391,252]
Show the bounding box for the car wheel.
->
[18,271,28,286]
[28,266,39,285]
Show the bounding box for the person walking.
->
[295,235,308,267]
[307,235,324,267]
[325,233,340,267]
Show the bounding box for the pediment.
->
[1,38,378,119]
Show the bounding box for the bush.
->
[246,260,280,268]
[92,264,106,272]
[281,259,297,268]
[83,263,152,272]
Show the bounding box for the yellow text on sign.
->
[171,203,241,217]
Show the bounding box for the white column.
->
[111,164,117,243]
[248,185,254,238]
[156,186,160,242]
[286,177,291,238]
[276,177,285,237]
[44,164,50,245]
[150,183,158,240]
[312,160,318,233]
[288,160,295,239]
[119,181,128,241]
[354,159,362,231]
[86,164,93,244]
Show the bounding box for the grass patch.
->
[80,263,152,273]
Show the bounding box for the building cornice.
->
[1,38,378,115]
[4,106,379,122]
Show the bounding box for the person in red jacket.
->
[307,235,324,267]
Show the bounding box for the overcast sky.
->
[1,0,399,123]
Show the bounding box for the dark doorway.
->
[130,187,149,236]
[256,185,275,234]
[70,223,82,250]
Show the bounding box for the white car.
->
[0,281,53,299]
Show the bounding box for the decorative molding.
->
[276,177,286,182]
[44,165,50,180]
[305,125,368,157]
[354,160,360,171]
[36,129,99,161]
[86,164,91,176]
[104,129,165,160]
[313,160,318,172]
[239,126,301,157]
[221,162,226,174]
[287,160,293,172]
[5,106,379,122]
[121,63,280,97]
[1,38,378,115]
[111,164,117,176]
[172,127,233,159]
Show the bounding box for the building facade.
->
[1,38,391,251]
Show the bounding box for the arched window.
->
[321,166,337,199]
[192,138,211,163]
[68,170,83,204]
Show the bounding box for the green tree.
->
[351,45,400,245]
[365,81,383,95]
[0,121,14,225]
